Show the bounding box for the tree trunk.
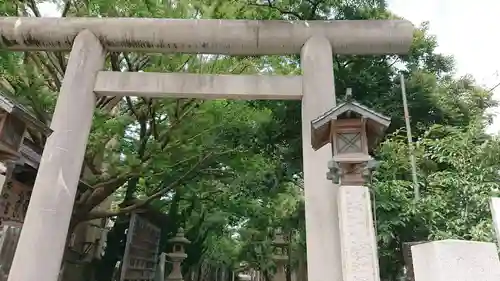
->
[94,215,130,281]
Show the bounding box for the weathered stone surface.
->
[412,240,500,281]
[338,185,380,281]
[94,72,303,99]
[301,36,342,281]
[7,30,105,281]
[0,17,414,55]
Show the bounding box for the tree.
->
[374,121,500,279]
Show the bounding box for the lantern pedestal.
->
[166,253,187,281]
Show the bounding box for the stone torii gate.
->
[0,17,413,281]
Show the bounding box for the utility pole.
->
[400,74,419,201]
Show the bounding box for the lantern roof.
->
[311,99,391,151]
[168,228,191,244]
[0,94,52,136]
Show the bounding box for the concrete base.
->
[338,185,380,281]
[411,240,500,281]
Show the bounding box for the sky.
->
[388,0,500,134]
[38,0,500,133]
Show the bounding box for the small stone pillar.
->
[271,229,288,281]
[402,241,427,281]
[166,228,190,281]
[310,89,391,281]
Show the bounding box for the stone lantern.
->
[271,228,288,281]
[166,228,190,281]
[311,89,390,186]
[310,88,390,281]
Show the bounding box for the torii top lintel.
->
[0,17,414,55]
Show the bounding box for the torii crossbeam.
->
[1,17,414,281]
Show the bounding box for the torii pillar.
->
[301,35,339,281]
[7,30,105,281]
[0,17,413,281]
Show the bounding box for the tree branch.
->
[85,148,238,220]
[27,0,41,17]
[158,99,201,150]
[77,173,138,216]
[85,152,214,220]
[250,0,304,20]
[125,96,140,120]
[61,0,72,17]
[135,56,151,71]
[28,52,61,91]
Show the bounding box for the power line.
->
[488,81,500,93]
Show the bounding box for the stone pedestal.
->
[411,240,500,281]
[338,185,380,281]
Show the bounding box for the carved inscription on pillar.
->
[338,186,380,281]
[0,180,31,225]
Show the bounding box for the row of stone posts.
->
[158,228,291,281]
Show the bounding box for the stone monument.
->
[411,240,500,281]
[311,89,391,281]
[0,17,414,281]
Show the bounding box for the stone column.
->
[338,185,380,281]
[155,253,167,281]
[8,30,105,281]
[300,36,341,281]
